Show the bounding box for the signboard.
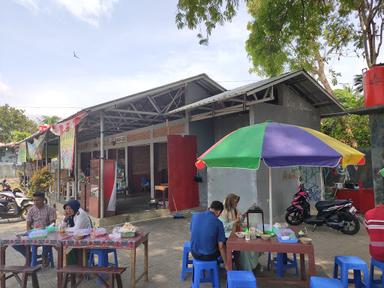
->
[60,126,75,170]
[17,142,27,164]
[27,134,45,160]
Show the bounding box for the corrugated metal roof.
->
[168,70,344,116]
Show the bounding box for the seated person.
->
[219,193,261,271]
[365,204,384,261]
[14,192,56,267]
[61,199,92,229]
[61,199,92,265]
[190,200,229,270]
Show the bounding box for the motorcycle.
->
[285,184,360,235]
[0,185,33,220]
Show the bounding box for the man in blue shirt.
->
[190,201,229,270]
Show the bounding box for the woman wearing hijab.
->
[61,199,92,229]
[61,199,92,265]
[219,193,261,271]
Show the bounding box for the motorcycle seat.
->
[316,200,350,211]
[0,199,8,206]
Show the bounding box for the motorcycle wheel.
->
[339,212,360,235]
[285,210,304,225]
[20,205,32,220]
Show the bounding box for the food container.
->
[28,229,48,239]
[235,232,245,238]
[120,231,136,238]
[261,234,272,240]
[299,237,312,244]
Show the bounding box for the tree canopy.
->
[40,115,61,125]
[321,87,370,148]
[0,104,38,143]
[176,0,384,94]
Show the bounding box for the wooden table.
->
[0,233,64,288]
[155,184,168,208]
[226,233,316,286]
[0,231,149,288]
[58,231,149,288]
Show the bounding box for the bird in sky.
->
[73,51,80,59]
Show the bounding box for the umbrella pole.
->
[320,167,325,200]
[269,167,273,228]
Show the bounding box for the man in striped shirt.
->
[14,192,56,266]
[26,192,56,230]
[364,205,384,261]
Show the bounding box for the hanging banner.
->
[106,161,117,212]
[51,112,87,136]
[27,133,46,161]
[60,125,75,170]
[17,142,27,164]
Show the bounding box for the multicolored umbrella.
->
[195,121,365,226]
[196,121,365,170]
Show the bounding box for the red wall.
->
[167,135,199,212]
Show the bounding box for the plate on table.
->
[235,232,245,238]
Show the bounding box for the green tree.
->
[0,104,38,143]
[29,167,53,195]
[40,115,61,125]
[176,1,384,93]
[321,87,370,148]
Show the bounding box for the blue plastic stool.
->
[192,259,220,288]
[227,270,257,288]
[181,241,193,281]
[88,249,118,267]
[268,252,298,277]
[310,276,343,287]
[371,257,384,287]
[333,255,369,287]
[31,245,54,268]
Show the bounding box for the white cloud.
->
[13,0,39,11]
[0,81,11,94]
[55,0,118,26]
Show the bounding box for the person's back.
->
[191,210,224,257]
[365,205,384,261]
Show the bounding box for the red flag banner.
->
[50,112,87,136]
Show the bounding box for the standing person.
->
[61,199,92,230]
[365,204,384,261]
[219,193,260,271]
[14,191,56,266]
[190,201,229,270]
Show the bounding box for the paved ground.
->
[0,214,371,287]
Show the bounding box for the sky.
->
[0,0,374,120]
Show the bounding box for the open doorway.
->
[116,145,151,214]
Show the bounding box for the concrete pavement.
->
[0,214,371,287]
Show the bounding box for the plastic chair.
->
[88,249,118,267]
[333,255,369,287]
[227,270,257,288]
[370,257,384,287]
[181,241,193,281]
[310,276,343,287]
[31,245,54,268]
[192,259,220,288]
[267,252,298,277]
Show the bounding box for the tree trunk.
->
[313,51,333,95]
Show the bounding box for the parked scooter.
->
[0,182,33,220]
[285,184,360,235]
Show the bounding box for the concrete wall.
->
[0,163,16,178]
[202,83,323,224]
[369,113,384,204]
[185,82,212,105]
[0,148,16,163]
[249,84,321,222]
[190,119,215,207]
